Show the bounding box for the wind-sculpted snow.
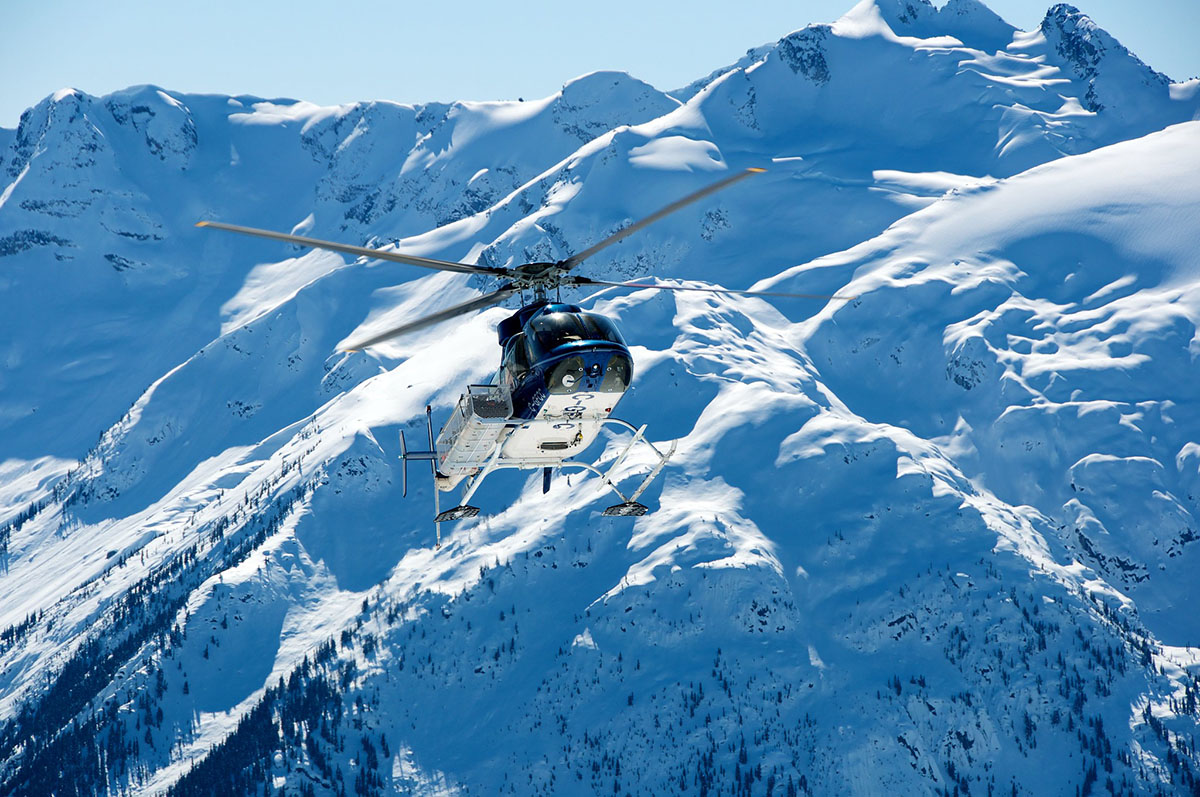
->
[2,1,1200,794]
[789,121,1200,644]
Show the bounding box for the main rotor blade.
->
[195,220,509,277]
[559,167,765,271]
[573,277,857,301]
[342,285,519,351]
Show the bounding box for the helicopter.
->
[197,167,852,544]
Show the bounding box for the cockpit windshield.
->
[529,312,625,358]
[578,315,625,346]
[530,314,584,353]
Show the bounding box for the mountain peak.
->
[870,0,938,27]
[552,70,680,141]
[835,0,937,36]
[556,70,677,114]
[560,70,653,94]
[837,0,1015,51]
[937,0,1016,49]
[1040,3,1115,80]
[5,87,104,179]
[1039,3,1170,110]
[39,86,92,124]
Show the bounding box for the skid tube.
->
[444,417,677,520]
[401,414,677,543]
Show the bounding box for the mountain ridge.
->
[2,1,1199,794]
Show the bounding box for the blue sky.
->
[1,0,1197,129]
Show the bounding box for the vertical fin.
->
[426,405,441,549]
[399,429,408,498]
[434,482,442,549]
[425,406,436,476]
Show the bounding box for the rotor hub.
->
[509,261,566,290]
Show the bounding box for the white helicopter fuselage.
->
[434,384,622,492]
[499,389,618,459]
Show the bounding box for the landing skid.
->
[401,409,675,546]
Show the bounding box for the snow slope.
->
[1,1,1199,795]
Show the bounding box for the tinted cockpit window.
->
[530,314,585,353]
[503,333,531,387]
[578,314,626,345]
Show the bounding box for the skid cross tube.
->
[601,423,647,478]
[626,438,678,504]
[445,417,676,513]
[589,420,678,511]
[599,418,674,462]
[558,461,632,503]
[399,409,678,540]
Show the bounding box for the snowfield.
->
[1,1,1199,794]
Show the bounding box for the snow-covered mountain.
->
[2,1,1199,794]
